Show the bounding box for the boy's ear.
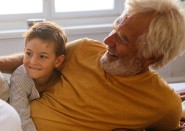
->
[24,48,26,53]
[55,55,65,68]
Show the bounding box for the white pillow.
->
[0,99,22,131]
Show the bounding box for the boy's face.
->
[23,38,64,83]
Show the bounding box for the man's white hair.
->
[125,0,185,69]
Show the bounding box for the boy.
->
[9,22,67,131]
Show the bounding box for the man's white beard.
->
[100,53,144,76]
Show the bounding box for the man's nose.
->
[103,31,116,47]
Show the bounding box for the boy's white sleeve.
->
[0,72,9,101]
[9,65,39,131]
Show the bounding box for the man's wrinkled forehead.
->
[113,11,132,28]
[114,10,156,32]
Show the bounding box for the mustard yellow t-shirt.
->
[31,38,182,131]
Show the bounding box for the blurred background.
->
[0,0,185,84]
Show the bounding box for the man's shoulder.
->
[66,38,104,49]
[65,38,106,60]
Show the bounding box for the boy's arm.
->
[9,66,39,131]
[0,72,9,101]
[0,53,23,74]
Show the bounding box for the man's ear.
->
[142,54,163,69]
[55,55,65,68]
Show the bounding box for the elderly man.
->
[0,0,185,130]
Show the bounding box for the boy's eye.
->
[40,55,47,59]
[26,51,32,56]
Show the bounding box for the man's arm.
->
[0,54,23,74]
[176,89,185,102]
[176,89,185,125]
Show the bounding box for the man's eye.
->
[120,37,128,44]
[117,35,128,45]
[118,35,131,47]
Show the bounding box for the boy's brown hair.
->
[24,21,67,57]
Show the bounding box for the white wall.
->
[155,54,185,83]
[0,26,185,83]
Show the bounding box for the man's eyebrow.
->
[112,24,117,31]
[112,20,118,30]
[115,17,121,25]
[113,19,126,40]
[113,18,123,31]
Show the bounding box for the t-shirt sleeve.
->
[146,94,182,130]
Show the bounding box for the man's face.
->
[100,11,154,76]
